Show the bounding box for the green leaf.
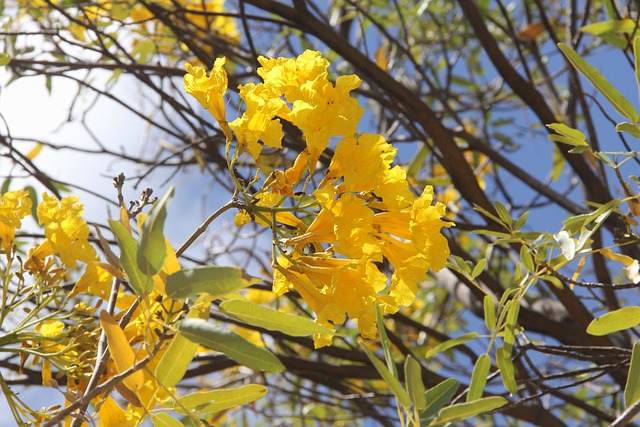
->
[626,341,640,407]
[616,122,640,138]
[503,300,521,355]
[558,43,640,122]
[471,259,487,279]
[435,396,508,423]
[467,353,491,402]
[586,306,640,336]
[406,143,430,179]
[108,220,151,296]
[360,341,411,408]
[24,186,38,219]
[138,187,173,276]
[152,413,185,427]
[219,300,332,336]
[494,201,512,227]
[496,347,518,395]
[520,246,535,272]
[404,355,427,410]
[154,333,198,387]
[422,378,460,420]
[426,332,479,359]
[376,304,397,377]
[546,123,589,147]
[483,296,496,331]
[178,318,284,372]
[166,266,256,299]
[174,384,268,414]
[580,19,639,36]
[0,53,10,66]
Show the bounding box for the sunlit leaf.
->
[166,266,257,299]
[435,396,508,423]
[484,296,496,331]
[0,53,10,66]
[108,220,151,296]
[138,187,173,276]
[426,332,479,359]
[178,318,284,372]
[558,43,640,122]
[616,122,640,138]
[174,384,268,414]
[625,341,640,408]
[580,19,639,36]
[360,341,411,408]
[497,347,518,395]
[404,355,427,410]
[152,413,184,427]
[219,300,332,336]
[467,353,490,402]
[587,306,640,336]
[422,378,460,420]
[154,333,199,388]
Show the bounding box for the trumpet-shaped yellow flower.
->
[0,189,32,253]
[37,193,96,269]
[229,83,285,160]
[184,58,228,124]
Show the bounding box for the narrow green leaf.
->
[108,220,151,296]
[360,341,411,408]
[404,355,427,410]
[406,143,430,178]
[138,187,173,276]
[484,296,496,331]
[467,353,491,402]
[587,306,640,336]
[503,300,521,355]
[0,53,10,66]
[174,384,268,414]
[558,43,640,122]
[471,259,487,279]
[219,300,332,336]
[494,201,512,227]
[376,304,397,377]
[166,266,257,299]
[422,378,460,420]
[473,204,504,227]
[625,341,640,407]
[616,122,640,138]
[426,332,479,359]
[520,246,535,272]
[178,318,284,372]
[152,413,185,427]
[0,178,11,195]
[154,333,198,387]
[580,19,638,36]
[546,123,589,147]
[24,186,38,219]
[496,347,518,395]
[435,396,508,423]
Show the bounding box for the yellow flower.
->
[97,396,137,427]
[0,189,32,253]
[184,58,228,124]
[73,263,114,300]
[229,83,285,160]
[37,193,97,269]
[289,74,364,164]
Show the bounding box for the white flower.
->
[626,259,640,284]
[554,230,576,261]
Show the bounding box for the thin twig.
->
[176,199,242,257]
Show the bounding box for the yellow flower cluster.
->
[185,51,453,347]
